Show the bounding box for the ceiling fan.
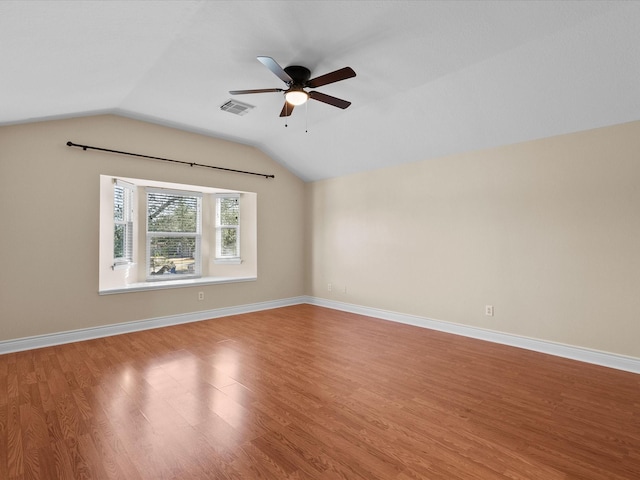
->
[229,56,356,117]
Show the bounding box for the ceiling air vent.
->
[220,99,255,116]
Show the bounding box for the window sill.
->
[214,258,242,265]
[113,262,135,270]
[99,275,256,295]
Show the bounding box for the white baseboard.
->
[305,296,640,375]
[2,295,639,375]
[0,296,307,355]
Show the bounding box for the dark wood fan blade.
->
[257,56,293,84]
[307,67,356,88]
[229,88,283,95]
[308,91,351,109]
[279,102,294,117]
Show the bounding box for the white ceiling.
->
[1,1,639,181]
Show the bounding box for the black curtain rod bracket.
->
[66,141,275,179]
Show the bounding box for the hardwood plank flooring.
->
[1,304,639,479]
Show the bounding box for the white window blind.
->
[146,188,202,279]
[113,179,134,266]
[216,193,240,261]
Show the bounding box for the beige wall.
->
[2,115,639,360]
[0,115,305,341]
[306,121,640,358]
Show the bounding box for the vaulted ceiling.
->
[1,1,639,181]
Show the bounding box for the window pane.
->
[219,197,239,225]
[221,228,238,256]
[148,192,199,233]
[149,236,197,276]
[114,224,125,259]
[114,186,125,221]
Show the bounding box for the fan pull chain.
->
[284,101,288,128]
[305,100,308,133]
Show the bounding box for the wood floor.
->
[1,304,639,479]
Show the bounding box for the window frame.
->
[215,193,241,264]
[145,187,203,281]
[113,179,135,268]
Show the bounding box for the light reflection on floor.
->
[106,342,253,453]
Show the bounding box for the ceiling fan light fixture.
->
[230,57,355,116]
[285,89,308,106]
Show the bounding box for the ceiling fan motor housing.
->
[284,65,311,85]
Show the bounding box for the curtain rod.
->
[66,141,275,179]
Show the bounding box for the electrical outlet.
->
[328,283,332,292]
[198,291,204,301]
[485,305,494,316]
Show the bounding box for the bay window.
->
[99,175,257,294]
